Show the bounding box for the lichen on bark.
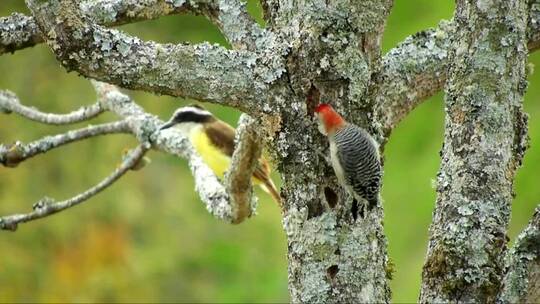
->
[3,0,540,302]
[420,0,530,303]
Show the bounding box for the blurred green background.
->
[0,1,538,302]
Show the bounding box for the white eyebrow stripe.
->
[174,106,212,117]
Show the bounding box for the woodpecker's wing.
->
[334,125,381,205]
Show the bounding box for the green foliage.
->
[0,0,538,302]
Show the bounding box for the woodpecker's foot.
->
[317,151,331,166]
[367,199,377,211]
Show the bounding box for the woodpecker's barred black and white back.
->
[331,124,381,207]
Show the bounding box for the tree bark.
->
[499,206,540,303]
[420,0,529,303]
[260,1,394,302]
[2,0,540,302]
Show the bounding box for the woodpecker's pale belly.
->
[329,141,346,185]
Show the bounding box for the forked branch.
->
[0,89,130,167]
[374,0,540,135]
[0,79,266,229]
[0,144,148,231]
[499,206,540,303]
[0,121,130,167]
[1,0,266,55]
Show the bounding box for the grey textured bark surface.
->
[420,0,529,303]
[0,0,213,55]
[2,0,540,302]
[260,1,393,302]
[499,206,540,303]
[26,0,282,116]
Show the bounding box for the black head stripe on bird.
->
[187,103,206,110]
[160,106,215,130]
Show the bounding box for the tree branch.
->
[0,13,41,55]
[25,0,279,116]
[499,205,540,303]
[0,121,131,167]
[420,0,529,302]
[372,22,453,135]
[91,81,261,224]
[223,114,263,223]
[1,79,263,228]
[0,0,209,55]
[0,90,104,124]
[0,144,148,231]
[375,0,540,135]
[528,0,540,51]
[201,0,267,51]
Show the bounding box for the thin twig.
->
[0,121,131,167]
[0,90,104,125]
[0,145,148,231]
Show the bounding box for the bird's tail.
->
[259,178,283,210]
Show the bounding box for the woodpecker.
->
[315,103,381,208]
[159,105,281,205]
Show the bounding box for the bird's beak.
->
[159,121,175,131]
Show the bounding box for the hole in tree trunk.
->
[367,199,376,212]
[334,248,341,255]
[326,265,339,281]
[307,200,324,219]
[324,187,338,208]
[305,84,320,117]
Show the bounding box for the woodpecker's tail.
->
[259,178,283,210]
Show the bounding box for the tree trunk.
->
[420,0,529,302]
[261,1,394,302]
[2,0,540,302]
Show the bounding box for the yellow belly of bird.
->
[190,130,262,185]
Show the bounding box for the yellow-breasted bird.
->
[159,105,281,206]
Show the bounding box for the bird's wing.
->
[204,120,236,157]
[253,158,271,182]
[335,126,381,205]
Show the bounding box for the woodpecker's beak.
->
[159,121,175,131]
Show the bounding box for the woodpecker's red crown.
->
[315,103,345,134]
[314,103,331,113]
